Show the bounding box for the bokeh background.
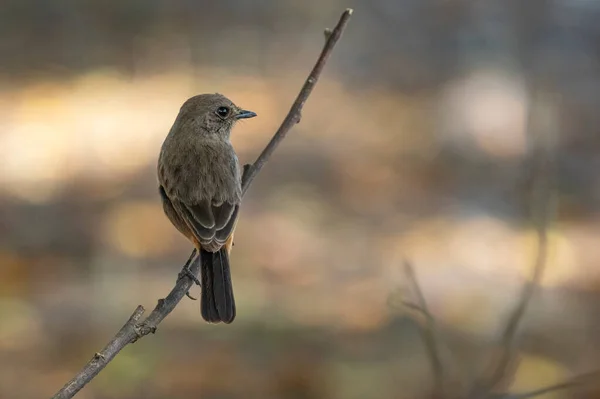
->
[2,0,600,398]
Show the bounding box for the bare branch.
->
[51,9,353,399]
[404,261,445,399]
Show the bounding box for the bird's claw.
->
[178,267,201,286]
[185,291,198,300]
[178,267,200,300]
[177,249,201,301]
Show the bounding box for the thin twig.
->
[51,9,353,399]
[241,8,353,195]
[404,261,445,398]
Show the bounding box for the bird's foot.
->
[177,249,200,300]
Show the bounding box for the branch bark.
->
[51,8,353,399]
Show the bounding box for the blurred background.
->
[1,0,600,398]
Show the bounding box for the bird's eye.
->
[216,106,230,118]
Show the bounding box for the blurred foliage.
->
[1,0,600,398]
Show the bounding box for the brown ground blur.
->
[1,1,600,398]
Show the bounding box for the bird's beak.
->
[235,110,257,119]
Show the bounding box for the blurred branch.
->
[467,88,558,399]
[493,371,599,399]
[399,89,597,399]
[51,8,353,399]
[403,261,445,398]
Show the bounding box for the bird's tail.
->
[200,248,236,324]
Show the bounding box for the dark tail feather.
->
[200,250,219,323]
[200,248,236,324]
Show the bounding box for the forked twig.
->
[398,87,592,399]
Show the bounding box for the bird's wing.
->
[214,204,240,243]
[174,199,218,242]
[176,160,248,250]
[160,161,249,251]
[158,185,194,240]
[174,197,240,251]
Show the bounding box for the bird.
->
[157,93,256,324]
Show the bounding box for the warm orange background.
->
[1,1,600,398]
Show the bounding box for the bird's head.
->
[176,93,257,139]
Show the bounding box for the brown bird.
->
[157,93,256,324]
